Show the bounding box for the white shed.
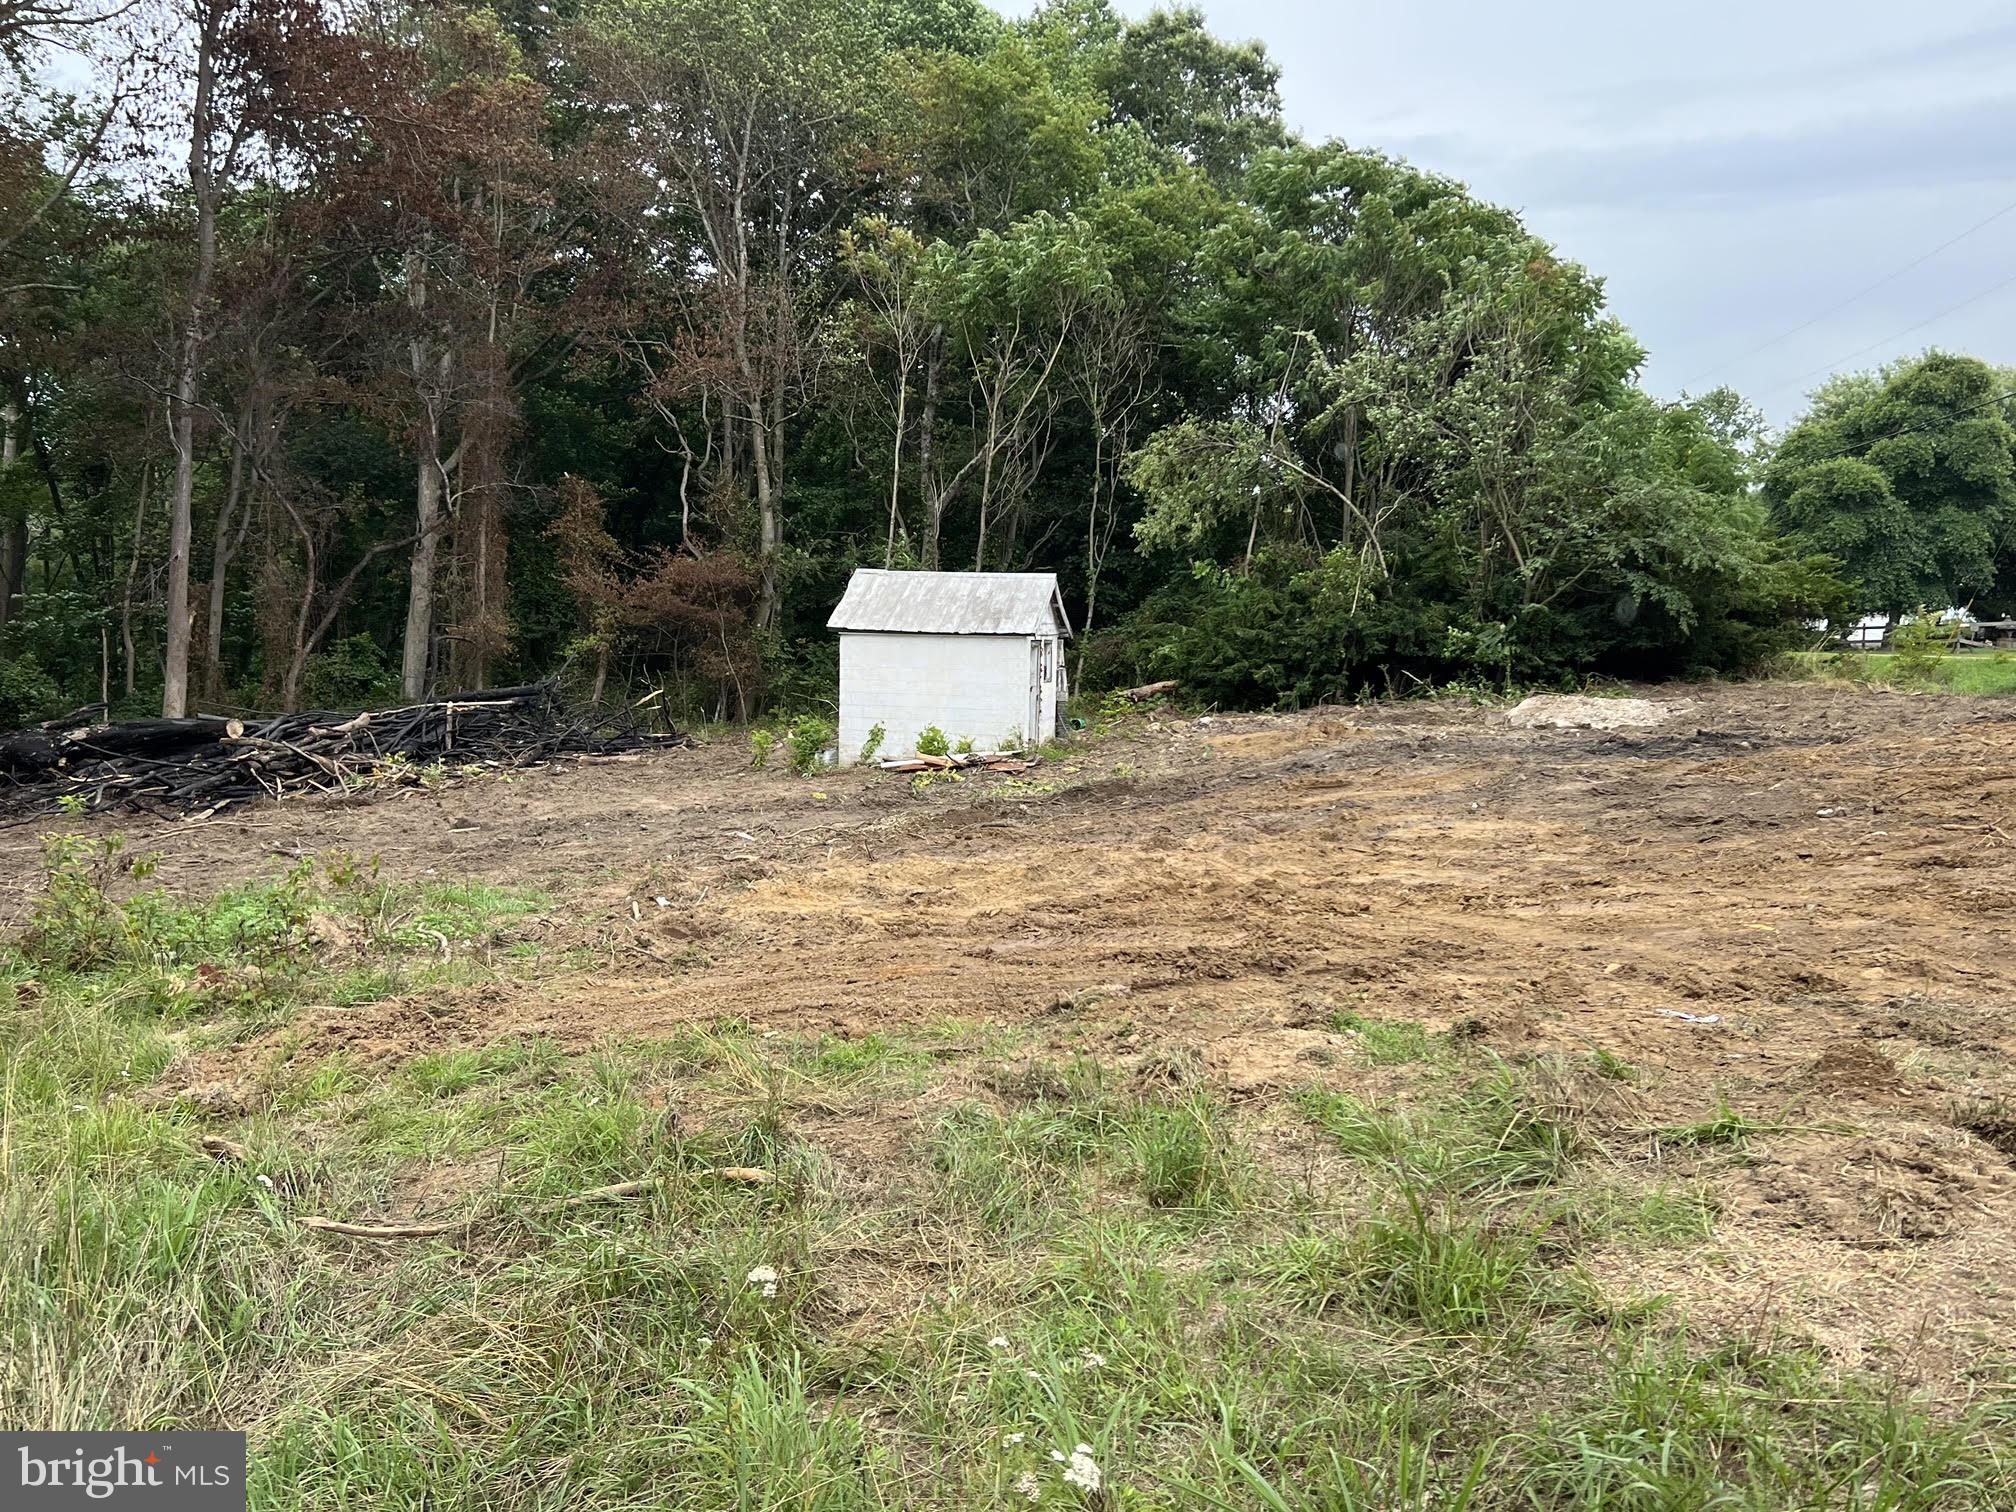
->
[828,569,1072,763]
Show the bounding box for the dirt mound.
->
[1804,1041,1903,1098]
[1955,1101,2016,1161]
[1505,694,1680,731]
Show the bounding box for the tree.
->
[156,0,281,716]
[1767,352,2016,616]
[575,0,882,634]
[1099,5,1283,186]
[0,0,1876,724]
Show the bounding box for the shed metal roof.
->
[828,570,1072,637]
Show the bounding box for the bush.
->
[915,725,949,757]
[748,728,775,769]
[0,652,61,729]
[300,634,398,710]
[784,715,834,774]
[1889,611,1960,686]
[23,834,160,972]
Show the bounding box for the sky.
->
[1108,0,2016,428]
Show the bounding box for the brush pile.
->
[0,684,685,819]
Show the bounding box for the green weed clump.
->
[784,714,834,774]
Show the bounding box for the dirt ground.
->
[10,680,2016,1392]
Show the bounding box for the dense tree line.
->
[2,0,1991,728]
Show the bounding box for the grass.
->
[1326,1008,1442,1066]
[1789,649,2016,696]
[2,843,2012,1508]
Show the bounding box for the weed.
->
[749,727,775,769]
[1327,1008,1439,1065]
[1293,1087,1415,1164]
[784,714,834,774]
[858,722,886,764]
[1454,1065,1583,1193]
[1890,610,1961,687]
[916,724,949,758]
[1592,1046,1640,1082]
[1128,1094,1246,1211]
[1654,1098,1765,1151]
[23,834,161,971]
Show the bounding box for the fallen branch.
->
[299,1215,465,1240]
[296,1164,775,1240]
[1121,679,1179,702]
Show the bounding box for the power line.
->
[1759,268,2016,403]
[1788,387,2016,465]
[1680,193,2016,391]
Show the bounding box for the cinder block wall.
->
[838,633,1034,762]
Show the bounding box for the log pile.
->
[0,684,685,819]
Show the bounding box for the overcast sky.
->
[1112,0,2016,427]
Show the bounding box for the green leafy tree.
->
[1766,352,2016,616]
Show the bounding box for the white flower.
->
[988,1335,1012,1350]
[1076,1349,1105,1370]
[1060,1445,1102,1494]
[1002,1431,1025,1446]
[254,1173,275,1190]
[1014,1471,1042,1501]
[745,1264,780,1298]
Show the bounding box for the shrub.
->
[23,834,158,972]
[300,633,397,710]
[784,715,834,774]
[748,728,775,769]
[1889,611,1959,686]
[915,725,949,757]
[0,652,61,729]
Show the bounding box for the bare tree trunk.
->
[884,365,907,568]
[163,5,228,719]
[401,248,449,701]
[200,415,249,700]
[750,409,780,631]
[918,341,941,570]
[121,464,153,698]
[163,333,203,716]
[0,400,22,630]
[401,434,442,699]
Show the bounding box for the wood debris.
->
[0,683,687,819]
[877,750,1036,774]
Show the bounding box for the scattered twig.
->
[294,1164,775,1241]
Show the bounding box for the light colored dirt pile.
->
[10,680,2016,1393]
[1504,692,1683,730]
